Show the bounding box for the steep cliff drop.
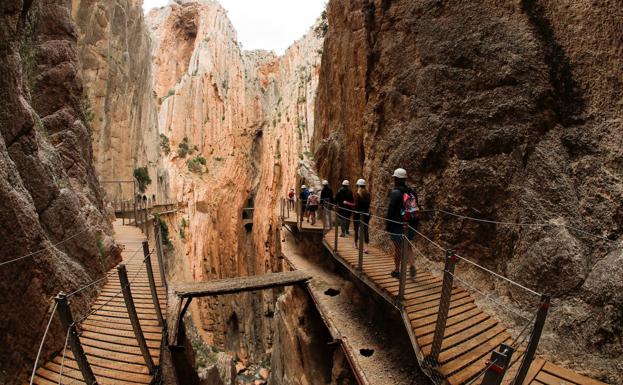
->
[314,1,622,383]
[0,1,119,383]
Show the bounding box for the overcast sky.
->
[143,0,326,55]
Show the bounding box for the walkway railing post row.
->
[481,343,516,385]
[333,208,339,252]
[122,201,125,225]
[154,217,168,290]
[117,264,156,374]
[357,212,364,273]
[397,223,409,304]
[425,249,458,369]
[512,294,551,385]
[54,292,98,385]
[143,240,164,326]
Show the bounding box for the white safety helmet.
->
[308,188,314,193]
[356,178,366,186]
[342,180,350,186]
[301,184,307,189]
[392,168,407,179]
[322,180,328,185]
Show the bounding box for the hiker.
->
[307,188,320,225]
[345,179,371,253]
[288,188,296,211]
[320,180,334,229]
[299,184,309,221]
[335,180,354,237]
[386,168,420,279]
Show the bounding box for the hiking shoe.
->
[340,233,346,238]
[364,247,369,254]
[410,266,416,278]
[353,242,358,249]
[391,270,400,279]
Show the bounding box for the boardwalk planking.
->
[32,220,165,385]
[322,231,607,385]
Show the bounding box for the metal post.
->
[481,343,515,385]
[122,201,125,225]
[333,212,339,252]
[143,203,149,235]
[132,180,138,226]
[512,295,551,385]
[425,249,458,367]
[54,293,98,385]
[142,241,164,326]
[117,264,155,373]
[322,205,327,234]
[154,218,167,290]
[357,214,364,271]
[286,196,290,218]
[397,226,408,303]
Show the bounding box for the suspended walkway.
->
[30,220,168,385]
[280,198,608,385]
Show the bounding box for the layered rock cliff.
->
[146,0,323,368]
[72,0,161,201]
[0,1,118,382]
[313,0,622,382]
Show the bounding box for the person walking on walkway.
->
[288,187,296,211]
[299,184,309,222]
[335,180,354,237]
[386,168,420,279]
[345,179,371,253]
[307,188,320,225]
[320,180,334,229]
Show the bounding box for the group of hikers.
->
[287,168,421,280]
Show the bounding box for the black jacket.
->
[386,185,419,229]
[334,186,354,216]
[320,186,334,205]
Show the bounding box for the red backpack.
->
[401,191,420,221]
[288,191,294,199]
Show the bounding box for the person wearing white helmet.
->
[299,184,310,222]
[344,178,371,252]
[386,168,421,279]
[334,179,354,237]
[320,179,334,229]
[306,188,320,225]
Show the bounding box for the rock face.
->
[270,286,355,385]
[0,1,118,383]
[71,0,161,200]
[146,0,323,368]
[313,0,622,382]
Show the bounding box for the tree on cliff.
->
[133,167,151,193]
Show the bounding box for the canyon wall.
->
[313,0,622,382]
[72,0,162,201]
[0,1,119,383]
[146,0,323,368]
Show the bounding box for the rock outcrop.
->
[313,0,622,382]
[146,0,323,368]
[72,0,161,201]
[0,1,118,383]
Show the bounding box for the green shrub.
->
[155,215,172,246]
[187,155,207,173]
[160,134,171,155]
[133,167,151,193]
[180,218,188,240]
[178,137,190,157]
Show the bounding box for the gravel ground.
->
[282,233,430,385]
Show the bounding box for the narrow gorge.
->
[1,1,621,385]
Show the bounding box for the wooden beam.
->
[171,270,311,299]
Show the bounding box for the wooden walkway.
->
[283,211,324,232]
[32,220,166,385]
[323,232,607,385]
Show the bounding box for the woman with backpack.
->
[335,180,354,237]
[345,179,371,253]
[287,188,295,211]
[386,168,421,279]
[306,188,320,225]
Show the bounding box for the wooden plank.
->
[417,312,490,346]
[519,358,546,385]
[172,270,311,298]
[439,334,511,378]
[47,360,151,384]
[408,296,475,320]
[437,325,508,363]
[541,362,606,385]
[412,303,479,329]
[536,371,576,385]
